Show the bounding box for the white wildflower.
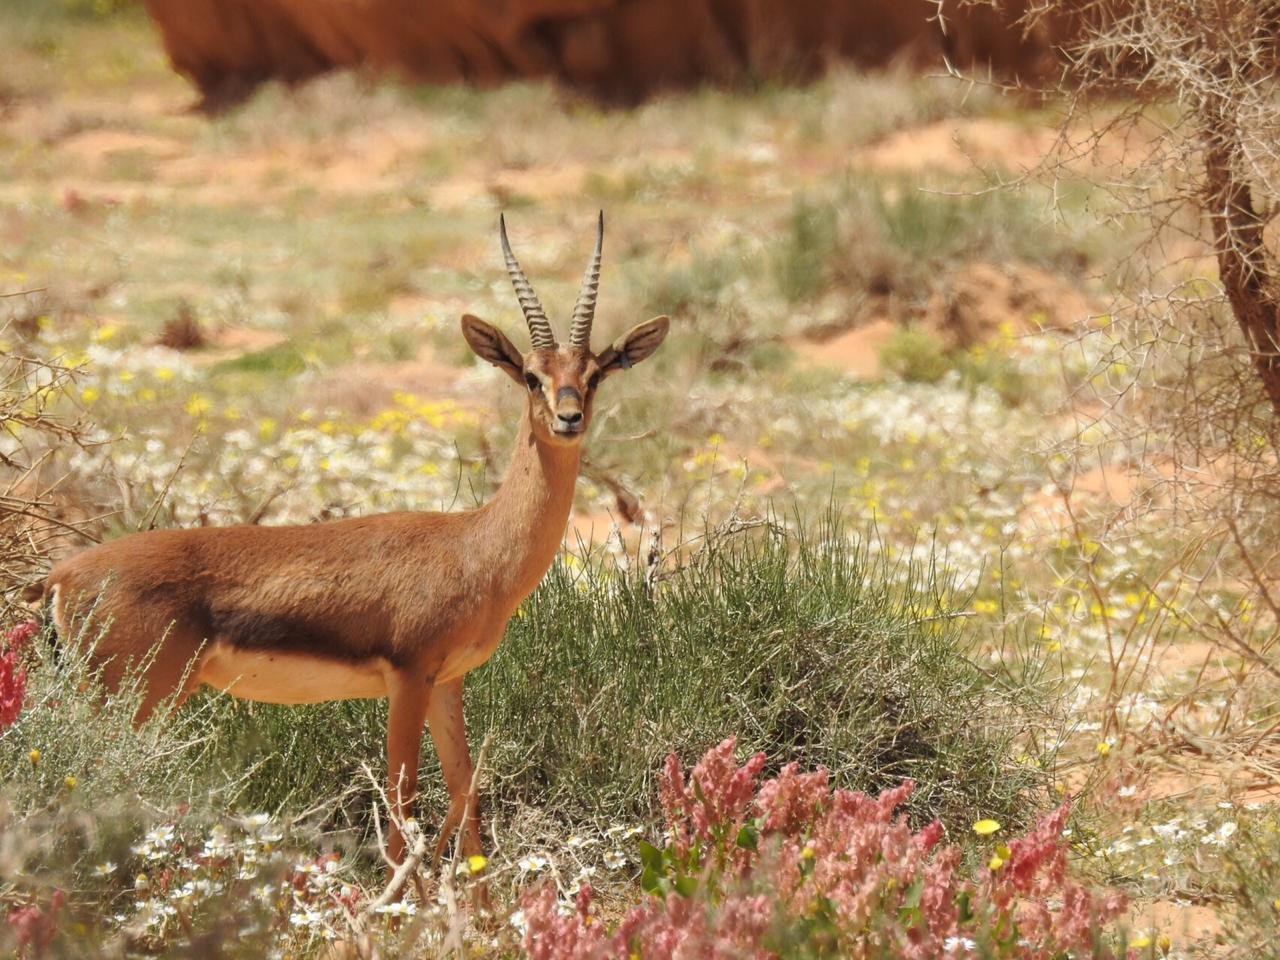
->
[373,901,418,918]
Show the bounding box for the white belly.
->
[197,642,390,704]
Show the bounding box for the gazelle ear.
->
[596,316,670,378]
[461,314,524,384]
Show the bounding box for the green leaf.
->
[640,865,661,896]
[735,821,759,850]
[638,839,663,873]
[674,874,699,898]
[902,877,924,909]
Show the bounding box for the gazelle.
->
[23,212,669,877]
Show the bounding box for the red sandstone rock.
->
[141,0,1065,110]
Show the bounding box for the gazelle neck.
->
[471,406,580,605]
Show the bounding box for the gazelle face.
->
[460,213,669,447]
[461,317,670,448]
[523,347,598,443]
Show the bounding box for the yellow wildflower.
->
[972,819,1001,836]
[184,394,211,416]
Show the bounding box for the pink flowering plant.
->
[523,737,1134,959]
[0,620,36,731]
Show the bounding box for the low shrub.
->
[0,624,233,817]
[472,514,1049,831]
[1213,818,1280,959]
[879,326,952,384]
[879,328,1031,405]
[522,738,1134,960]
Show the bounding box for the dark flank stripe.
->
[207,607,399,665]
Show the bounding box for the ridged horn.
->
[499,213,557,350]
[568,211,604,349]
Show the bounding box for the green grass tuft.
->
[879,326,952,384]
[773,198,842,304]
[212,342,307,377]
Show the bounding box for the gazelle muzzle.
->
[553,386,584,433]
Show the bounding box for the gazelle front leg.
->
[385,670,432,867]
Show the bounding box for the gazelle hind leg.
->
[426,677,490,912]
[74,604,204,726]
[426,678,482,863]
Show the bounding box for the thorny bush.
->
[0,341,91,622]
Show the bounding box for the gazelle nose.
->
[557,409,583,426]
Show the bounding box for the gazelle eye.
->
[587,371,602,391]
[524,372,541,392]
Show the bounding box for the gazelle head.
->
[461,212,669,447]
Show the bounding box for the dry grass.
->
[0,324,96,618]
